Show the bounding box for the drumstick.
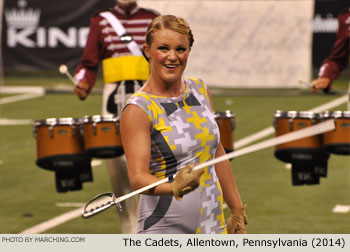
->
[59,64,77,86]
[82,119,335,218]
[298,80,312,88]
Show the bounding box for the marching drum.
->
[273,110,323,163]
[82,115,123,158]
[34,117,86,170]
[319,111,350,155]
[215,110,235,153]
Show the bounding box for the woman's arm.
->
[206,86,247,233]
[120,104,173,195]
[214,143,244,209]
[206,88,243,209]
[121,104,203,198]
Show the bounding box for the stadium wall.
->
[1,0,347,88]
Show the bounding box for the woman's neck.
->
[141,77,185,97]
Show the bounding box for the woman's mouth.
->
[164,64,179,69]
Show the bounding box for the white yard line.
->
[235,127,275,149]
[20,198,108,234]
[0,87,45,124]
[0,118,33,125]
[20,160,104,234]
[19,94,349,234]
[0,86,45,94]
[332,205,350,213]
[56,203,85,208]
[0,93,44,105]
[20,207,86,234]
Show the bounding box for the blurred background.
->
[0,0,349,234]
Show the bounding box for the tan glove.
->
[310,77,330,93]
[170,165,203,201]
[74,81,90,100]
[226,205,248,234]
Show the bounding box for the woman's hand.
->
[226,205,248,234]
[170,165,204,201]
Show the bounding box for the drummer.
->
[311,6,349,94]
[73,0,159,233]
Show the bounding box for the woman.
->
[120,15,247,234]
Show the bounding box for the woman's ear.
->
[142,44,150,62]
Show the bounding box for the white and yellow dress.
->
[126,78,226,234]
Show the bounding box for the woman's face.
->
[144,28,191,85]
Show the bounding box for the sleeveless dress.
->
[125,77,227,234]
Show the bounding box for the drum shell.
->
[35,124,84,161]
[83,120,123,158]
[274,111,323,163]
[274,118,322,150]
[321,112,350,155]
[215,111,235,153]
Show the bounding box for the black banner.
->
[2,0,114,71]
[312,0,349,69]
[2,0,349,72]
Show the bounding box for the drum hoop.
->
[82,115,119,124]
[34,117,80,127]
[214,110,235,119]
[320,111,350,119]
[274,110,316,119]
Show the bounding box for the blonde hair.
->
[145,15,194,47]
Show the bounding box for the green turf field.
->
[0,73,349,234]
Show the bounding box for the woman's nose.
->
[167,50,176,60]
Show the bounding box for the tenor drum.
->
[319,111,350,155]
[273,110,323,163]
[82,115,123,158]
[215,110,235,153]
[34,118,87,170]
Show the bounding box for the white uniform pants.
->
[102,83,139,234]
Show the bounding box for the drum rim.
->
[214,110,235,118]
[82,114,119,123]
[319,110,350,118]
[274,110,316,119]
[34,117,80,126]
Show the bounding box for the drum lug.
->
[71,125,76,137]
[80,122,85,136]
[288,118,294,131]
[115,120,120,134]
[231,118,236,130]
[49,125,54,139]
[92,122,97,135]
[33,126,37,139]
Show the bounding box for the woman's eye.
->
[176,47,187,52]
[158,46,168,51]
